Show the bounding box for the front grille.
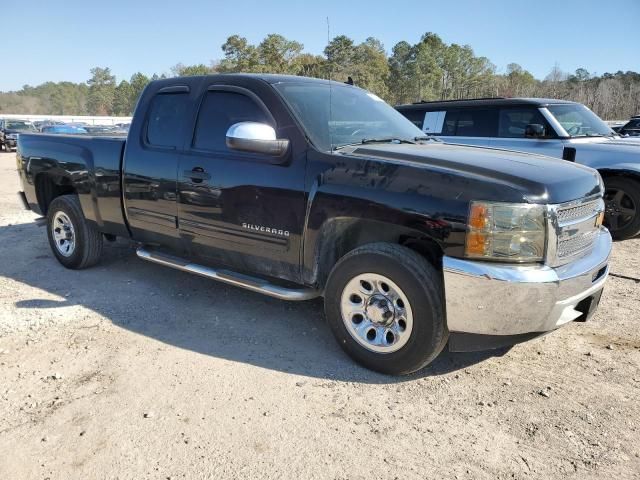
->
[556,200,601,224]
[549,197,604,265]
[558,229,599,258]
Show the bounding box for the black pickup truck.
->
[16,74,612,374]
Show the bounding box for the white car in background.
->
[397,98,640,239]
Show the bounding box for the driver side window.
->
[192,91,269,152]
[499,108,554,138]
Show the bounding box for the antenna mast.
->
[327,16,333,152]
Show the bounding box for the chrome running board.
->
[136,247,320,301]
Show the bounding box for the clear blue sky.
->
[3,0,638,91]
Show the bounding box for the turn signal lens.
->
[465,232,488,256]
[596,211,604,227]
[465,201,547,263]
[469,204,489,230]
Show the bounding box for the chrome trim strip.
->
[136,247,320,301]
[127,207,176,228]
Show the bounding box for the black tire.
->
[324,243,448,375]
[603,176,640,240]
[46,195,103,269]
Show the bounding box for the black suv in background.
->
[619,116,640,137]
[0,118,37,151]
[396,98,640,240]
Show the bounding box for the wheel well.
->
[313,219,444,288]
[35,174,76,215]
[598,169,640,186]
[400,236,443,270]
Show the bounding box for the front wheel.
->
[603,177,640,240]
[324,243,447,375]
[46,195,103,269]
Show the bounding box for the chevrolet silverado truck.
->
[16,74,611,375]
[396,98,640,240]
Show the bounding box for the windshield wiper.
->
[333,137,416,151]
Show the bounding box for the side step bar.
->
[136,247,320,301]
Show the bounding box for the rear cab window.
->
[146,91,190,148]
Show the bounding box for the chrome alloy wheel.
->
[339,273,413,353]
[51,211,76,257]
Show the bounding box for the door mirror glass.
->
[226,122,289,157]
[524,123,545,138]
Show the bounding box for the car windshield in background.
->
[6,121,36,131]
[273,82,424,151]
[546,104,613,137]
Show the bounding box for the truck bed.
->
[17,133,129,237]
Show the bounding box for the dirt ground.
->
[0,150,638,480]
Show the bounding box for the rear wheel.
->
[603,177,640,240]
[46,195,103,269]
[324,243,447,375]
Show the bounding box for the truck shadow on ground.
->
[2,221,510,384]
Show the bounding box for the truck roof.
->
[396,97,578,110]
[155,73,349,88]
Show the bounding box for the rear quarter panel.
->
[17,134,128,237]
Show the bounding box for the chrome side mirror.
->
[226,122,290,157]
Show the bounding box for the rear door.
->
[489,106,565,157]
[123,81,200,252]
[176,83,307,282]
[441,108,497,146]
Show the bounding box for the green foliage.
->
[171,64,213,76]
[87,67,116,115]
[218,35,260,72]
[113,80,134,116]
[1,34,639,120]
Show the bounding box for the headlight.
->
[6,134,17,139]
[465,201,547,262]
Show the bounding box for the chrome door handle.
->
[185,167,211,183]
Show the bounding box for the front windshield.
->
[273,82,424,151]
[6,121,36,132]
[546,104,613,137]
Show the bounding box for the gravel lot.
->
[0,150,639,479]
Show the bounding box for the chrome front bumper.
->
[443,227,611,336]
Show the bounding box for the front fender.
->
[301,176,468,286]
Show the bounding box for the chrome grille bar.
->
[546,196,605,267]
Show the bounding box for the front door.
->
[177,85,307,283]
[488,107,565,158]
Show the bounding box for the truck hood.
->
[348,142,602,204]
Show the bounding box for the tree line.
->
[1,32,638,120]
